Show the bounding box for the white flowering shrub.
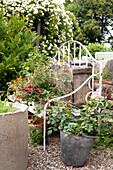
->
[1,0,74,56]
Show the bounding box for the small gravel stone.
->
[27,133,113,170]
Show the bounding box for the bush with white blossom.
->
[1,0,76,56]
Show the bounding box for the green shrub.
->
[29,125,43,146]
[82,43,112,58]
[0,11,38,91]
[102,70,113,81]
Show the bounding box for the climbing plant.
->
[0,0,78,56]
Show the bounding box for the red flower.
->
[40,95,42,98]
[14,100,16,103]
[42,101,44,105]
[19,101,21,104]
[47,105,49,109]
[29,84,33,88]
[17,95,21,99]
[16,85,18,87]
[37,94,39,97]
[52,83,56,87]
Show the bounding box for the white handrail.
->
[54,40,100,65]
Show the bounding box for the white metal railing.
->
[53,40,98,67]
[43,40,103,150]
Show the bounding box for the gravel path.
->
[27,133,113,170]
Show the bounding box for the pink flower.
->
[40,95,42,98]
[29,90,31,93]
[21,87,25,90]
[35,88,39,92]
[91,92,100,99]
[37,94,39,97]
[25,93,27,96]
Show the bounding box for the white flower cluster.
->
[1,0,73,56]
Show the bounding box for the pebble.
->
[27,133,113,170]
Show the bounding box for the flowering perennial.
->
[1,0,73,56]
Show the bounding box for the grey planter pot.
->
[0,102,28,170]
[60,130,96,167]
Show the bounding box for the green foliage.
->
[0,97,15,113]
[1,0,76,57]
[82,43,112,58]
[9,55,70,112]
[47,95,113,147]
[47,101,77,135]
[64,0,113,44]
[0,11,38,91]
[102,70,113,81]
[29,125,43,146]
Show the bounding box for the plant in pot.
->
[47,92,113,167]
[0,97,28,170]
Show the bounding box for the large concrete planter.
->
[0,102,28,170]
[60,131,96,167]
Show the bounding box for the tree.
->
[1,0,81,56]
[64,0,113,44]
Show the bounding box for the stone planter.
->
[60,131,96,167]
[0,102,28,170]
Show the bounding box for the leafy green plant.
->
[81,43,112,58]
[0,11,38,91]
[1,0,74,57]
[8,53,71,145]
[47,101,77,135]
[29,124,43,146]
[0,97,15,113]
[8,54,71,113]
[102,69,113,81]
[47,92,113,147]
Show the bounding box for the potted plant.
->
[47,92,113,167]
[0,97,28,170]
